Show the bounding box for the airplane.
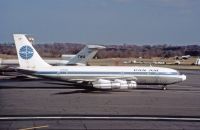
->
[13,34,186,90]
[181,55,191,60]
[175,55,191,60]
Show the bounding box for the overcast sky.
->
[0,0,200,45]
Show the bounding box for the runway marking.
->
[0,116,200,122]
[18,125,48,130]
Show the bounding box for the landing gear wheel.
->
[162,85,167,90]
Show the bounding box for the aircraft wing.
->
[67,76,137,82]
[15,68,35,75]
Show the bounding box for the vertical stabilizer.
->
[13,34,51,69]
[67,45,105,65]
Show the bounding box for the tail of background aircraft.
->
[13,34,51,69]
[67,45,105,65]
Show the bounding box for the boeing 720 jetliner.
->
[14,34,186,90]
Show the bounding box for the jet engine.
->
[92,79,137,89]
[127,80,137,88]
[92,79,113,89]
[113,79,128,89]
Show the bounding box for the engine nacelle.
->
[127,81,137,89]
[92,79,121,89]
[92,79,112,89]
[114,79,137,89]
[114,79,128,89]
[92,79,137,90]
[95,79,111,84]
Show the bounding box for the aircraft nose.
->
[181,74,186,81]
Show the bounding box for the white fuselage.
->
[26,66,186,85]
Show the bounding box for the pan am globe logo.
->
[19,45,34,60]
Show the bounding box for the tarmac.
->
[0,70,200,129]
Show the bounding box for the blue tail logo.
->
[19,45,34,60]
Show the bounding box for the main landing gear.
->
[162,85,167,90]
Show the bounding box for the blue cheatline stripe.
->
[34,71,179,76]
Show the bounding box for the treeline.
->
[0,43,200,58]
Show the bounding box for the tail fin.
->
[13,34,51,69]
[67,45,105,65]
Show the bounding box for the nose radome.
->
[181,75,186,81]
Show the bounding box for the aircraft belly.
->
[136,75,181,85]
[38,73,182,85]
[159,76,182,84]
[136,76,158,84]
